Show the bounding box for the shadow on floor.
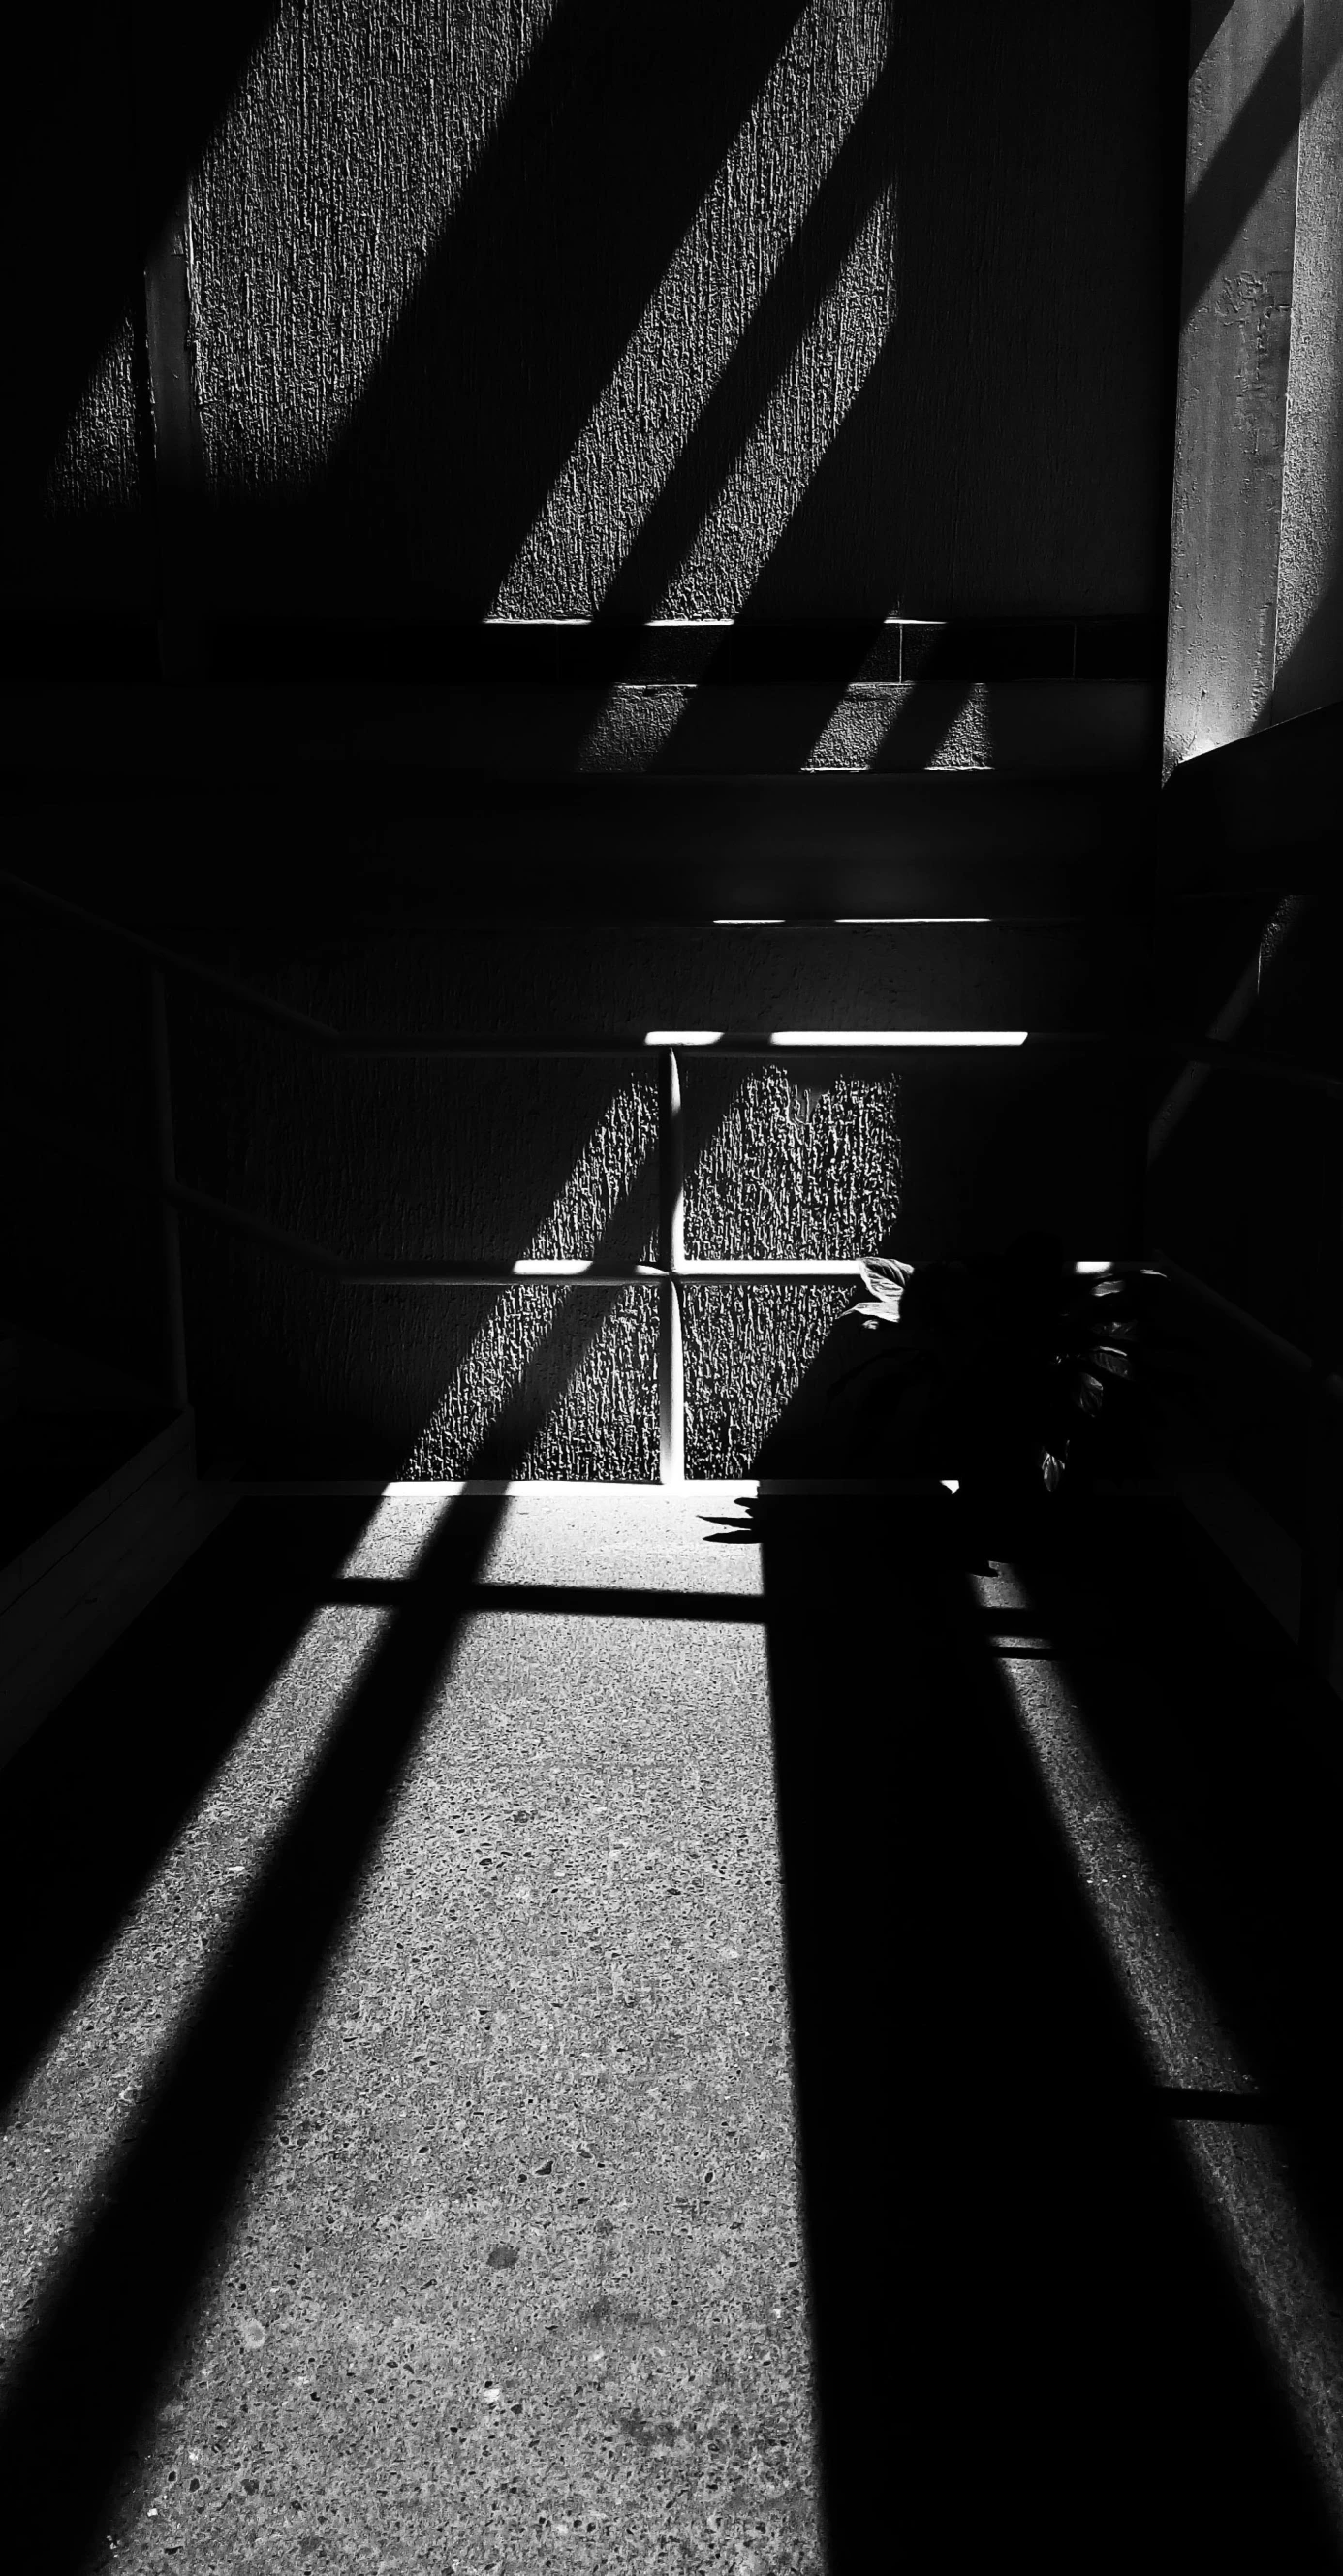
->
[1015,1499,1343,2340]
[755,1491,1343,2569]
[0,1492,505,2573]
[0,1497,380,2116]
[6,1485,1343,2568]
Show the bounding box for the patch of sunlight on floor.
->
[2,1493,818,2572]
[0,1514,436,2344]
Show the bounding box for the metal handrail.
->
[2,1101,1119,1289]
[6,866,1342,1633]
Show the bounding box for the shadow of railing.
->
[1010,1495,1343,2350]
[0,1496,381,2120]
[0,1158,685,2566]
[752,1491,1343,2565]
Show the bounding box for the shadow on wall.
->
[1272,558,1343,727]
[5,2,280,497]
[20,2,1179,657]
[736,1047,1146,1481]
[187,0,824,619]
[195,0,1171,626]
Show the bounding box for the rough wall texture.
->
[1165,0,1343,770]
[131,920,1139,1477]
[1274,0,1343,721]
[179,0,1174,623]
[1163,0,1301,775]
[5,0,1176,1471]
[15,312,153,617]
[9,1,1180,649]
[6,874,1145,1477]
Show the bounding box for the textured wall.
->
[8,1,1178,640]
[5,0,1173,1472]
[141,919,1140,1478]
[180,0,1175,622]
[1274,0,1343,722]
[7,881,1143,1477]
[1165,0,1343,770]
[11,311,153,619]
[1163,0,1301,775]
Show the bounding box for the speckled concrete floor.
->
[10,1486,1343,2575]
[0,1492,815,2576]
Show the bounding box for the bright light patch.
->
[768,1029,1027,1049]
[0,1557,411,2334]
[834,917,996,926]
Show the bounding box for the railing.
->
[3,865,1340,1671]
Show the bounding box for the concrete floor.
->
[0,1492,814,2576]
[5,1486,1343,2571]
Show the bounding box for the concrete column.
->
[1164,0,1302,778]
[1165,0,1343,776]
[1274,0,1343,720]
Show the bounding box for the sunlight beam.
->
[492,0,892,621]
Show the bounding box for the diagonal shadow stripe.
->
[0,1262,650,2557]
[640,326,902,777]
[308,0,810,615]
[756,1495,1343,2564]
[10,0,280,489]
[0,1496,383,2121]
[318,1579,765,1621]
[0,1487,506,2573]
[1272,558,1343,725]
[594,56,898,634]
[396,1072,660,1480]
[1179,6,1343,326]
[0,1049,761,2564]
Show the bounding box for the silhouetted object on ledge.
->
[828,1230,1140,1514]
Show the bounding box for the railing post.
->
[658,1047,685,1486]
[149,966,189,1412]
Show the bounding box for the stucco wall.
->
[135,917,1140,1478]
[5,774,1149,1481]
[4,2,1173,1473]
[13,1,1178,638]
[183,0,1173,623]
